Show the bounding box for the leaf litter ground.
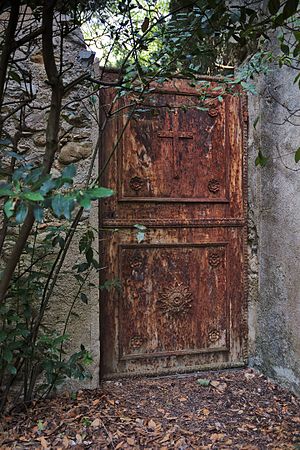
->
[1,369,299,449]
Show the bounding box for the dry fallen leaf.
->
[62,436,69,448]
[1,370,299,450]
[126,437,135,445]
[244,372,256,380]
[148,419,156,430]
[210,433,225,442]
[91,418,101,428]
[159,434,171,443]
[216,383,227,393]
[76,433,82,444]
[39,436,49,449]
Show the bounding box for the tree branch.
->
[42,0,59,85]
[64,74,119,94]
[11,27,44,51]
[0,0,20,110]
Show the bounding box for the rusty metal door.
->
[100,77,247,378]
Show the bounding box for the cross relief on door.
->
[157,110,193,179]
[120,101,228,202]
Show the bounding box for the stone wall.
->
[0,9,100,389]
[248,63,300,395]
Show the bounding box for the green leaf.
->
[3,348,13,363]
[274,12,285,25]
[40,178,57,195]
[280,43,290,55]
[37,420,45,432]
[294,72,300,85]
[61,164,76,181]
[87,187,114,200]
[0,185,13,197]
[7,365,17,375]
[52,235,65,249]
[91,258,99,269]
[293,43,300,58]
[86,247,94,264]
[78,196,91,209]
[12,166,27,182]
[268,0,281,14]
[253,116,260,129]
[255,150,269,167]
[4,199,14,218]
[134,223,147,231]
[141,17,150,32]
[22,191,44,202]
[197,378,211,387]
[241,81,257,95]
[295,147,300,163]
[282,0,299,19]
[196,106,209,111]
[25,167,43,185]
[80,292,88,304]
[0,329,6,342]
[15,203,29,223]
[33,206,44,223]
[9,70,21,83]
[137,231,145,243]
[51,195,74,220]
[76,262,89,273]
[0,138,12,147]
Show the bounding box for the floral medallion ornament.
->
[129,176,144,191]
[158,283,192,317]
[129,335,144,350]
[208,108,219,117]
[129,256,144,271]
[204,98,220,118]
[208,249,224,268]
[208,329,221,343]
[208,179,220,193]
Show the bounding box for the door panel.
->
[100,77,247,378]
[119,94,228,202]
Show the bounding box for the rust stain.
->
[99,77,247,378]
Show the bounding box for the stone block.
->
[58,141,93,164]
[30,52,44,64]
